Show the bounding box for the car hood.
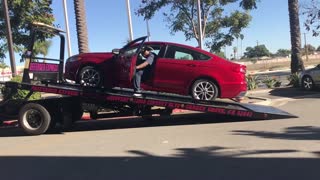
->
[76,52,114,59]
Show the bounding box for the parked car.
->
[300,64,320,90]
[64,36,247,100]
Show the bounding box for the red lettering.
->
[227,110,236,115]
[185,104,206,111]
[31,86,57,93]
[57,89,79,96]
[133,98,147,104]
[146,100,168,106]
[207,107,226,114]
[236,110,253,117]
[106,96,130,102]
[29,63,59,72]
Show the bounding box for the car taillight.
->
[240,65,246,73]
[233,65,246,74]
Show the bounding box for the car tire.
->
[191,79,219,101]
[79,66,102,87]
[302,76,314,91]
[18,103,51,135]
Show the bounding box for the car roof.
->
[143,41,214,57]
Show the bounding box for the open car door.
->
[114,36,147,87]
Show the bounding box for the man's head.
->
[142,46,153,57]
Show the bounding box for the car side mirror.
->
[112,48,120,55]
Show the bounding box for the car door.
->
[152,45,197,91]
[114,36,147,87]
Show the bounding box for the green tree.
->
[302,0,320,36]
[0,62,8,70]
[275,49,291,57]
[317,46,320,51]
[0,0,55,58]
[244,44,271,58]
[302,44,316,55]
[33,40,52,57]
[136,0,258,52]
[74,0,89,53]
[288,0,305,73]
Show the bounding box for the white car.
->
[300,64,320,90]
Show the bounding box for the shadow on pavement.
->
[233,126,320,141]
[0,146,319,180]
[268,87,320,99]
[0,113,287,137]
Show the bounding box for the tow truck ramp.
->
[0,81,297,135]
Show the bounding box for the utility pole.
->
[63,0,72,57]
[146,19,151,41]
[126,0,134,41]
[197,0,203,49]
[2,0,17,77]
[304,33,309,61]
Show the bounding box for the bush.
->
[262,76,282,88]
[1,76,41,100]
[287,73,300,88]
[246,74,260,90]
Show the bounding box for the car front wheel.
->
[79,66,102,87]
[302,76,314,91]
[191,79,219,101]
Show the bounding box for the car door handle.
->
[187,64,196,67]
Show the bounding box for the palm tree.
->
[288,0,305,73]
[33,41,52,57]
[74,0,89,53]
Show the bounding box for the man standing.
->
[133,46,155,97]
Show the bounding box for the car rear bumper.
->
[220,82,247,98]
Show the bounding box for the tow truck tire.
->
[18,103,51,135]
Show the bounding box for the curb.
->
[247,89,273,95]
[244,96,272,106]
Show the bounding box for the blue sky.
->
[52,0,318,56]
[6,0,320,66]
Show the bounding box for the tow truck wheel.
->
[18,103,51,135]
[79,66,102,87]
[191,79,218,101]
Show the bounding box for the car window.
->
[141,45,161,56]
[165,45,210,61]
[175,51,193,60]
[123,46,138,57]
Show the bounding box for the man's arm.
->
[136,54,155,70]
[136,61,149,70]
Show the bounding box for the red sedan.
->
[64,36,247,100]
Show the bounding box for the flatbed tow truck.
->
[0,23,297,135]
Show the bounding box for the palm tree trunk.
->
[74,0,89,53]
[288,0,305,73]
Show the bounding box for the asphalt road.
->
[0,89,320,180]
